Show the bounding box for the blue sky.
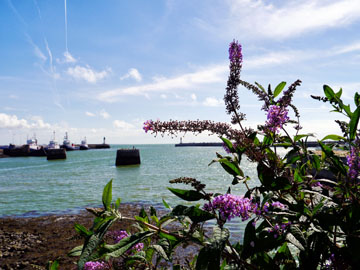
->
[1,0,360,145]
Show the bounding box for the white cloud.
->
[160,94,167,99]
[120,68,142,82]
[67,65,111,83]
[63,51,77,63]
[85,111,95,117]
[99,109,110,119]
[9,94,18,99]
[98,65,227,102]
[113,120,135,130]
[191,93,197,101]
[214,0,360,40]
[0,113,51,129]
[203,97,223,107]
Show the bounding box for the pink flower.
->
[84,261,109,270]
[143,120,154,133]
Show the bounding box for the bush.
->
[68,40,360,270]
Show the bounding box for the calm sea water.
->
[0,144,261,236]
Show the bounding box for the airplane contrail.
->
[64,0,68,52]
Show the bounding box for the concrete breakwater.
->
[0,144,110,158]
[115,149,140,166]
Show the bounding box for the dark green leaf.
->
[217,158,244,177]
[349,106,360,140]
[47,260,59,270]
[170,205,215,223]
[150,206,157,217]
[323,85,335,100]
[168,187,205,201]
[274,81,286,98]
[74,223,92,238]
[355,92,360,107]
[312,154,321,171]
[335,88,342,98]
[270,177,292,191]
[102,179,113,211]
[139,207,148,219]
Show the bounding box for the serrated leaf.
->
[102,179,113,211]
[168,187,205,201]
[274,81,286,98]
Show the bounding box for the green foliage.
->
[65,44,360,269]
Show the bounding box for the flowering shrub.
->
[66,40,360,269]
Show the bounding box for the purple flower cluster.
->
[265,105,289,133]
[204,194,255,221]
[267,221,291,238]
[84,261,109,270]
[112,230,144,252]
[346,147,360,181]
[143,120,154,133]
[229,40,242,64]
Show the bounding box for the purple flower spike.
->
[229,40,243,64]
[203,194,255,221]
[84,261,110,270]
[265,105,289,133]
[346,146,360,181]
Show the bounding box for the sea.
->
[0,144,260,238]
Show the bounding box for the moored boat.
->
[46,131,60,150]
[79,137,89,150]
[61,132,76,151]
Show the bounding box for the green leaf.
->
[323,85,335,100]
[115,197,121,210]
[274,81,286,98]
[217,158,244,177]
[170,205,215,223]
[162,198,171,209]
[312,154,321,171]
[103,231,153,260]
[354,92,360,107]
[241,219,256,259]
[349,106,360,140]
[68,245,83,257]
[102,179,113,211]
[286,226,306,251]
[270,177,292,191]
[294,134,311,142]
[150,206,157,217]
[220,137,234,152]
[47,260,59,270]
[74,223,92,238]
[320,134,345,142]
[139,207,148,219]
[335,88,343,98]
[151,244,169,261]
[168,187,205,201]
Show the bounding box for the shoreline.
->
[0,204,146,269]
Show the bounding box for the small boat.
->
[46,131,60,150]
[80,137,89,150]
[26,134,46,156]
[62,132,76,151]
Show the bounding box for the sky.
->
[1,0,360,145]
